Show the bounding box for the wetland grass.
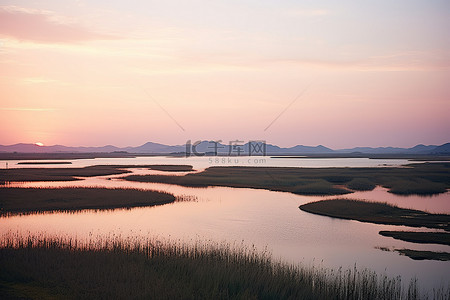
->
[395,249,450,261]
[346,178,377,191]
[0,165,132,183]
[379,231,450,246]
[0,164,193,184]
[123,163,450,196]
[300,199,450,261]
[299,199,450,231]
[0,187,175,216]
[1,235,447,299]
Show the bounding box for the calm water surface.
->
[3,156,415,169]
[1,159,449,291]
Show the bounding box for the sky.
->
[0,0,449,149]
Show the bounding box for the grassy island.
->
[299,199,450,231]
[0,164,193,183]
[379,231,450,246]
[0,187,175,216]
[123,162,450,196]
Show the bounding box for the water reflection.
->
[3,156,416,169]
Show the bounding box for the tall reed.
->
[1,233,448,299]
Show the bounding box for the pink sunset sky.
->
[0,0,449,149]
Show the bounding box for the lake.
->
[3,156,414,169]
[1,157,449,291]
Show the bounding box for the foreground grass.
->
[379,231,450,246]
[0,187,175,216]
[299,199,450,231]
[122,162,450,196]
[1,236,446,300]
[0,164,193,183]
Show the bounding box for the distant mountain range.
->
[1,141,449,155]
